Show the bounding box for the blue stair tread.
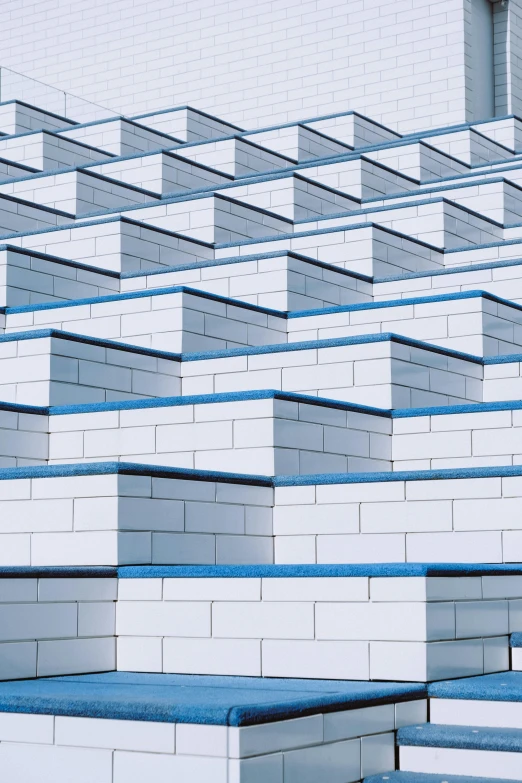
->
[364,773,517,783]
[511,632,522,647]
[397,722,522,752]
[0,672,425,727]
[429,671,522,702]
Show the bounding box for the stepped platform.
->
[0,156,39,181]
[429,672,522,729]
[369,176,522,225]
[178,334,484,408]
[177,135,296,176]
[216,172,360,222]
[3,393,522,474]
[0,246,120,307]
[0,193,73,235]
[0,246,370,311]
[6,77,522,783]
[0,462,273,567]
[4,286,288,352]
[423,128,514,166]
[89,149,233,195]
[117,192,294,244]
[287,291,522,357]
[397,723,522,779]
[242,123,354,162]
[0,673,424,783]
[298,198,504,249]
[272,465,522,564]
[365,774,515,783]
[373,257,522,305]
[302,155,418,200]
[364,140,468,181]
[215,222,443,278]
[3,216,215,272]
[119,250,374,311]
[129,105,244,142]
[12,285,522,358]
[0,100,78,136]
[57,117,183,157]
[0,329,180,405]
[42,390,391,475]
[0,130,114,171]
[0,169,161,216]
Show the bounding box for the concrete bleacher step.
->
[176,135,296,175]
[3,215,215,272]
[365,774,516,783]
[410,127,515,167]
[11,282,522,357]
[7,392,522,475]
[243,122,354,162]
[297,198,504,250]
[287,291,522,357]
[0,100,78,136]
[178,334,485,409]
[0,327,505,409]
[4,286,288,352]
[0,462,274,567]
[120,250,374,311]
[0,672,422,782]
[373,258,522,306]
[302,110,401,149]
[129,105,244,142]
[0,169,161,216]
[397,722,522,779]
[363,140,469,181]
[6,449,522,567]
[0,245,371,311]
[0,155,39,180]
[216,172,360,222]
[56,117,183,157]
[12,390,392,474]
[429,672,522,729]
[511,633,522,670]
[368,176,522,226]
[88,149,234,195]
[117,192,294,244]
[0,129,115,170]
[290,154,418,200]
[0,193,73,234]
[0,329,180,405]
[0,245,121,307]
[215,222,443,278]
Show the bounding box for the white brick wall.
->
[0,0,486,133]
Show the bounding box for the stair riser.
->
[430,697,522,729]
[399,747,522,781]
[400,745,522,780]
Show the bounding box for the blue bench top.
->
[118,563,522,578]
[364,774,516,783]
[429,672,522,702]
[397,722,522,752]
[0,672,425,726]
[0,563,522,579]
[511,633,522,648]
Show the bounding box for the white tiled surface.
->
[0,700,422,783]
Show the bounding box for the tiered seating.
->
[3,96,522,781]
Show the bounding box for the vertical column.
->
[493,0,522,117]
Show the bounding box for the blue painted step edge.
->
[397,722,522,752]
[364,773,518,783]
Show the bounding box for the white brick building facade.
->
[1,0,521,132]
